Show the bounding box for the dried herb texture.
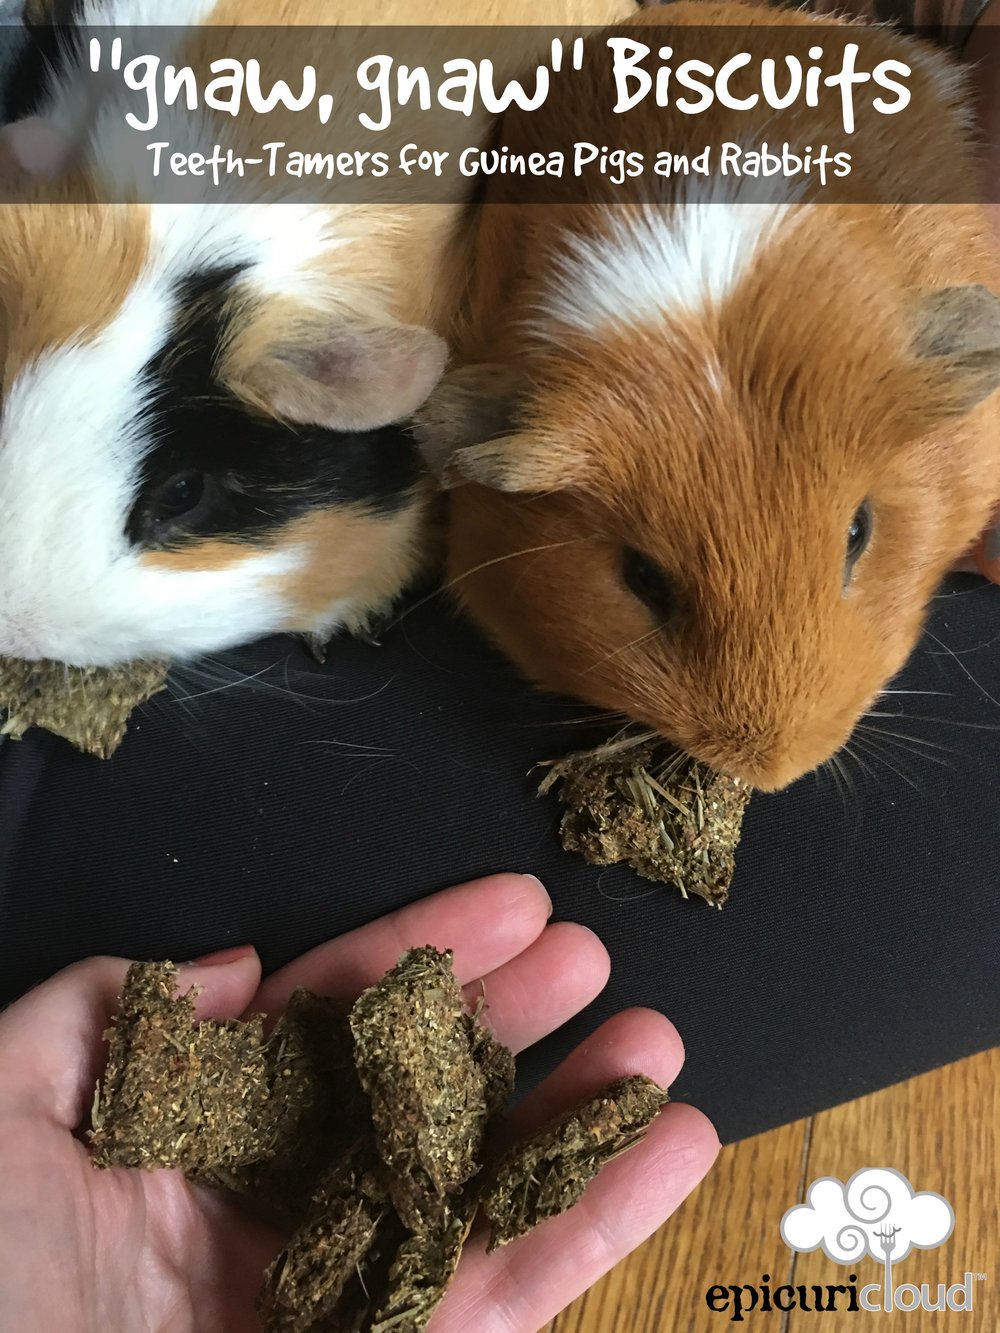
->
[92,954,669,1333]
[90,962,274,1172]
[0,656,167,758]
[483,1075,669,1250]
[540,738,750,907]
[348,947,498,1230]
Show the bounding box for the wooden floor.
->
[551,1046,999,1332]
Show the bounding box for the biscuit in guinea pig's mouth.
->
[0,656,167,758]
[538,727,751,909]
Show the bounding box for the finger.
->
[0,950,261,1128]
[253,873,552,1013]
[436,1103,719,1333]
[502,1008,687,1143]
[465,922,609,1055]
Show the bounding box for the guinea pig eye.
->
[845,499,873,576]
[622,547,676,619]
[152,471,206,523]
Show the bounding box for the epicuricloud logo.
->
[704,1167,985,1320]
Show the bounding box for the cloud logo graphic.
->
[780,1168,954,1265]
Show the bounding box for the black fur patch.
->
[127,266,425,551]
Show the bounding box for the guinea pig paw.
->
[353,609,393,648]
[299,631,331,665]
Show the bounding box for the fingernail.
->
[521,873,553,915]
[188,944,256,966]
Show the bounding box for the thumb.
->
[0,949,262,1129]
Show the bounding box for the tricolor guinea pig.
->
[0,0,635,668]
[416,4,1000,791]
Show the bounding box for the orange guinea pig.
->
[416,3,1000,791]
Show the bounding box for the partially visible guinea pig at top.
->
[0,0,635,669]
[416,3,1000,792]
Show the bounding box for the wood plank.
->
[788,1048,1000,1331]
[550,1118,808,1333]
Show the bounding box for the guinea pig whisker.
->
[860,725,946,776]
[303,739,394,753]
[386,538,594,630]
[820,752,851,813]
[836,750,862,808]
[841,740,875,787]
[174,652,397,711]
[855,723,954,767]
[160,678,202,729]
[859,721,957,755]
[519,710,630,729]
[168,659,281,702]
[849,737,910,802]
[851,734,924,797]
[581,625,664,675]
[921,630,1000,709]
[876,688,952,698]
[168,655,314,707]
[923,629,1000,658]
[442,538,594,592]
[932,580,997,600]
[866,713,1000,733]
[547,725,660,765]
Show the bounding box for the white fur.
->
[540,203,799,337]
[0,208,345,667]
[147,203,342,306]
[74,0,220,23]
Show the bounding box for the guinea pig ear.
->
[910,285,1000,416]
[414,363,586,492]
[226,318,449,433]
[0,117,75,180]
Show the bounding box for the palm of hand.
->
[0,875,717,1333]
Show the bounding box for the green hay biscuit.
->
[0,656,167,758]
[540,736,751,908]
[483,1075,669,1251]
[91,952,669,1332]
[348,947,496,1231]
[259,1143,395,1333]
[209,989,371,1229]
[90,962,274,1173]
[369,1196,478,1333]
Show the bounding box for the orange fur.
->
[275,497,435,631]
[141,539,255,573]
[0,199,149,377]
[426,4,1000,789]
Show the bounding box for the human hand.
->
[0,873,718,1333]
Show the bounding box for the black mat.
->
[1,577,997,1144]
